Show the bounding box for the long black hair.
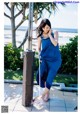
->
[36,19,51,37]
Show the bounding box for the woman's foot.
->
[42,92,49,102]
[42,87,50,102]
[32,96,44,109]
[32,88,50,103]
[32,95,43,103]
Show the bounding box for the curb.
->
[4,79,78,92]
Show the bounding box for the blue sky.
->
[4,3,78,29]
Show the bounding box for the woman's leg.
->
[46,68,57,89]
[33,61,48,101]
[36,60,48,88]
[41,68,56,101]
[42,60,62,101]
[46,60,62,89]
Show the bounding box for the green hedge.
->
[4,43,23,70]
[58,36,78,75]
[4,43,39,71]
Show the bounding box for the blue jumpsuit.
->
[36,33,62,89]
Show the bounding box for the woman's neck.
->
[42,33,49,39]
[43,33,48,36]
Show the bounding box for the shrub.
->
[34,57,39,71]
[4,43,23,70]
[4,43,39,71]
[59,36,78,75]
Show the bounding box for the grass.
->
[4,69,23,81]
[54,74,77,87]
[4,69,77,87]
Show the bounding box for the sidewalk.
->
[4,83,78,112]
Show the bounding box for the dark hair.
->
[36,19,51,37]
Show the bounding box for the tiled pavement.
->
[4,83,78,112]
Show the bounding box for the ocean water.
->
[4,25,78,51]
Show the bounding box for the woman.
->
[36,19,62,102]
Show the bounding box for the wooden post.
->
[22,51,35,106]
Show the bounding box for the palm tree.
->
[4,2,66,48]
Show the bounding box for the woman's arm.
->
[48,30,58,46]
[38,37,41,52]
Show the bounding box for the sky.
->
[4,2,78,29]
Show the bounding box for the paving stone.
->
[50,98,65,107]
[5,97,20,111]
[32,104,49,112]
[50,106,66,112]
[4,83,22,101]
[64,95,78,108]
[63,91,77,96]
[13,98,32,112]
[65,99,78,108]
[50,88,64,99]
[4,83,78,112]
[66,107,77,112]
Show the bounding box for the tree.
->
[4,2,28,47]
[4,2,65,48]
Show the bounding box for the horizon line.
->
[4,25,78,33]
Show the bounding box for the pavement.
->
[4,83,78,112]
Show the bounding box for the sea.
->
[4,25,78,51]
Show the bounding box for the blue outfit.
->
[36,33,62,89]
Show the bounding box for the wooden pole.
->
[22,51,34,106]
[22,3,34,107]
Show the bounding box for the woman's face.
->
[42,25,51,34]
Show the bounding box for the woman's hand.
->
[48,29,52,37]
[49,30,58,46]
[54,31,58,42]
